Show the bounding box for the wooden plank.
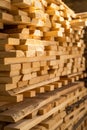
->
[0,70,20,77]
[44,84,55,92]
[0,75,21,83]
[0,44,15,51]
[17,81,28,88]
[15,44,44,51]
[31,125,47,130]
[0,38,20,45]
[6,77,76,96]
[6,77,80,95]
[39,112,64,129]
[0,56,56,65]
[0,83,84,123]
[0,0,16,11]
[12,0,32,8]
[60,105,87,130]
[70,19,87,28]
[22,73,32,81]
[0,11,30,25]
[0,64,21,71]
[23,91,36,97]
[14,15,30,24]
[0,84,17,91]
[0,94,23,102]
[19,39,58,46]
[0,51,25,58]
[36,87,45,94]
[38,103,53,115]
[4,92,85,130]
[44,30,64,37]
[0,12,14,23]
[29,75,49,85]
[76,12,87,18]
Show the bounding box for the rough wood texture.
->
[0,0,87,130]
[0,0,86,100]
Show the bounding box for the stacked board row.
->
[76,12,87,86]
[0,82,87,130]
[0,0,86,102]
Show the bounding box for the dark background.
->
[63,0,87,13]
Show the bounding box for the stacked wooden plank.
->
[72,114,87,130]
[0,82,87,130]
[0,0,87,130]
[31,92,87,130]
[81,13,87,74]
[76,12,87,86]
[0,0,86,102]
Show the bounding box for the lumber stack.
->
[72,114,87,130]
[76,12,87,86]
[0,82,87,130]
[31,93,87,130]
[0,0,86,102]
[0,0,87,130]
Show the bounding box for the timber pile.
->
[0,82,87,130]
[0,0,86,102]
[0,0,87,130]
[76,12,87,86]
[31,93,87,130]
[72,114,87,130]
